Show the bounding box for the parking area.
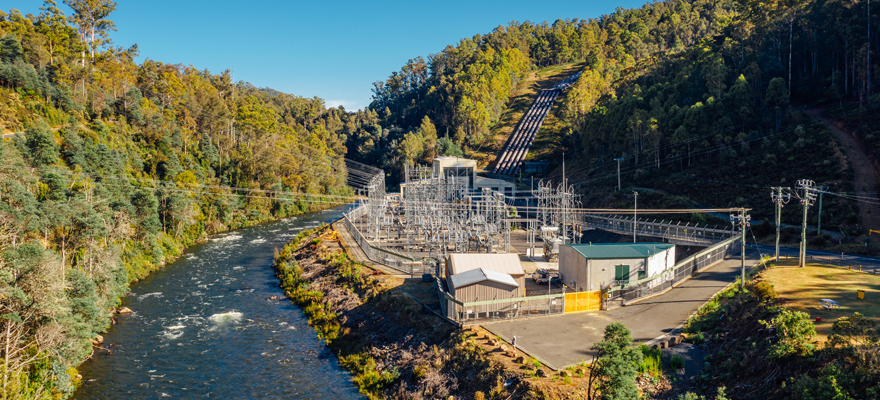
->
[482,250,760,369]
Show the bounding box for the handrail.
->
[581,214,736,242]
[606,232,742,292]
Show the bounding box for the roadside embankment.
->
[272,226,637,399]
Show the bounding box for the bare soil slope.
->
[803,107,880,235]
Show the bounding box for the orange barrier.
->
[564,290,601,313]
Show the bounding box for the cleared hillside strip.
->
[492,71,581,175]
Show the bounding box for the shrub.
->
[669,355,685,370]
[592,322,643,400]
[753,281,777,302]
[340,353,399,400]
[638,345,662,377]
[760,309,816,359]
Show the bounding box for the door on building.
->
[615,265,631,282]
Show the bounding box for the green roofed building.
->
[558,243,676,292]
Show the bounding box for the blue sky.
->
[14,0,647,110]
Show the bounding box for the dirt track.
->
[803,107,880,236]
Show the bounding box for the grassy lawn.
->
[760,260,880,341]
[474,62,584,171]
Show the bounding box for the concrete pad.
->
[483,250,760,369]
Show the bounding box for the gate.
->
[564,291,601,313]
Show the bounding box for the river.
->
[73,206,364,399]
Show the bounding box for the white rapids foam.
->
[162,330,184,340]
[249,238,266,244]
[212,234,243,243]
[208,311,243,323]
[138,292,163,300]
[166,325,185,330]
[232,266,244,270]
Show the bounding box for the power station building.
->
[558,243,676,292]
[432,157,516,196]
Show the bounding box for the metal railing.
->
[604,233,742,305]
[581,214,736,245]
[343,205,435,275]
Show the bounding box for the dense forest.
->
[0,1,369,398]
[362,0,878,232]
[560,0,877,229]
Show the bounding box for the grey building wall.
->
[559,246,587,290]
[559,248,648,291]
[589,258,647,289]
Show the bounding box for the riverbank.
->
[73,207,363,399]
[74,203,340,391]
[273,225,674,399]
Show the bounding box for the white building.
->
[432,157,516,196]
[558,243,676,292]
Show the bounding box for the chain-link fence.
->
[581,214,736,245]
[342,205,436,275]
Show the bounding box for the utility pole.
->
[730,208,751,290]
[615,158,624,191]
[796,179,818,268]
[633,191,638,243]
[563,153,567,244]
[817,186,827,235]
[771,187,791,262]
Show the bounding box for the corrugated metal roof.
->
[565,243,674,259]
[474,176,515,187]
[448,253,525,276]
[450,268,519,289]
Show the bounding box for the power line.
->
[558,102,880,187]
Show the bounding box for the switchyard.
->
[340,157,759,325]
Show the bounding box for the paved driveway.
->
[483,250,760,369]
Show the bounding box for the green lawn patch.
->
[760,260,880,341]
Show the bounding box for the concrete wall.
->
[589,258,646,289]
[559,246,587,290]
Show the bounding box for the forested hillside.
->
[560,0,876,230]
[0,2,362,398]
[355,0,730,180]
[360,0,877,237]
